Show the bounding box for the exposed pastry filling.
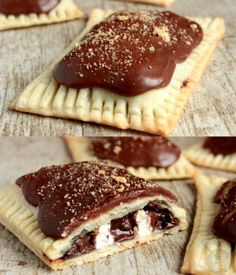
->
[63,202,179,259]
[16,162,178,239]
[54,10,203,96]
[212,178,236,244]
[15,161,185,262]
[0,0,60,16]
[90,136,180,168]
[203,137,236,156]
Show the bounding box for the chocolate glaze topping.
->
[0,0,60,16]
[54,10,203,96]
[16,161,177,239]
[90,136,180,168]
[212,179,236,244]
[203,137,236,156]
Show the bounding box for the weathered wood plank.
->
[0,0,236,136]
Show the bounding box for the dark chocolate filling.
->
[63,232,96,259]
[111,212,137,242]
[62,203,178,260]
[144,202,178,231]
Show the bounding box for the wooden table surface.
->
[0,137,235,275]
[0,0,236,137]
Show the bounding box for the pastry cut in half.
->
[0,0,83,31]
[10,9,225,135]
[182,173,236,275]
[114,0,175,7]
[184,137,236,173]
[65,136,195,180]
[0,161,187,270]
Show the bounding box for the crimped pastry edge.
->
[10,9,225,135]
[181,172,236,275]
[184,143,236,173]
[0,0,83,31]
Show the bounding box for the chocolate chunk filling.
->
[63,202,178,259]
[111,212,138,242]
[54,10,203,96]
[63,232,96,259]
[203,137,236,156]
[212,179,236,244]
[0,0,60,16]
[90,137,180,168]
[144,202,178,231]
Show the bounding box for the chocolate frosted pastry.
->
[65,136,195,180]
[0,0,83,31]
[0,0,60,16]
[90,136,180,168]
[203,137,236,156]
[212,179,236,244]
[11,9,225,135]
[182,173,236,275]
[184,138,236,173]
[54,10,203,96]
[0,162,187,270]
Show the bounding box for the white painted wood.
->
[0,0,235,136]
[0,137,235,274]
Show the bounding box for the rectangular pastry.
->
[182,172,236,275]
[10,9,225,135]
[0,0,83,31]
[184,137,236,173]
[0,161,187,270]
[65,136,195,180]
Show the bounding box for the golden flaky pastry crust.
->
[0,0,83,31]
[10,9,225,135]
[181,172,236,275]
[65,136,195,180]
[0,185,187,270]
[184,143,236,173]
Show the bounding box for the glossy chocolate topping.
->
[0,0,60,16]
[212,179,236,244]
[90,136,180,168]
[54,10,203,96]
[16,161,177,239]
[203,137,236,156]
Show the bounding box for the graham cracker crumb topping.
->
[153,26,171,43]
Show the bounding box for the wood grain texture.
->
[0,0,236,136]
[0,137,235,274]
